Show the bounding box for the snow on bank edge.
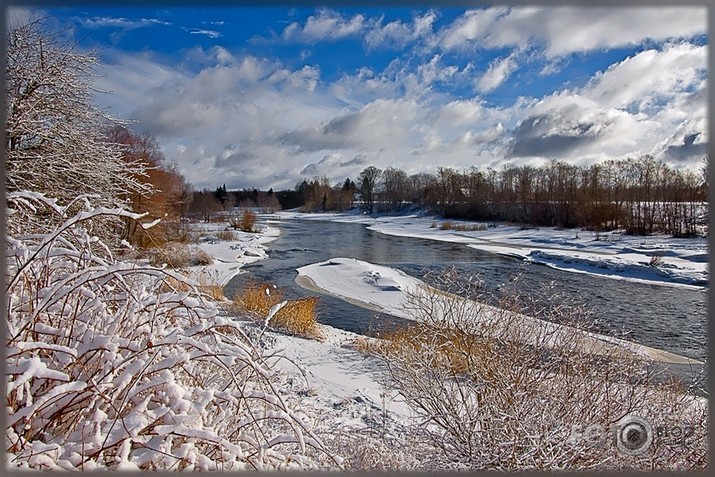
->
[296,257,703,366]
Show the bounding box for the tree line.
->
[215,157,706,238]
[346,157,708,237]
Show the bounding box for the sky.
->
[7,5,709,191]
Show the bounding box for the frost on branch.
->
[5,19,152,242]
[5,193,339,470]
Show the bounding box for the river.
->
[225,219,707,365]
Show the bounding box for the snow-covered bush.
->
[374,269,708,470]
[5,192,340,470]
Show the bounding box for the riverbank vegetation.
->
[193,157,708,238]
[5,16,707,471]
[367,270,708,470]
[231,282,321,339]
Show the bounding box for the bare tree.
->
[5,18,150,238]
[382,166,409,211]
[358,166,382,214]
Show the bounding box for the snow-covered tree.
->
[5,18,150,238]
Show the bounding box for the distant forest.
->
[190,155,708,238]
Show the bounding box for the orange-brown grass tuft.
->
[232,282,321,339]
[200,284,225,301]
[375,323,487,375]
[272,297,321,339]
[232,281,280,314]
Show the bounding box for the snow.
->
[278,211,708,289]
[187,222,281,287]
[295,257,702,366]
[296,257,423,317]
[181,217,702,442]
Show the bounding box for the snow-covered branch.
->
[5,195,340,470]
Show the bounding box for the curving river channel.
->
[225,219,708,367]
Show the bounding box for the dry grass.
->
[200,284,226,301]
[232,281,279,314]
[438,221,487,232]
[229,210,258,233]
[452,222,487,232]
[215,229,237,241]
[367,271,709,470]
[146,242,213,268]
[272,297,320,338]
[232,282,321,339]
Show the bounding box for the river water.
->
[225,219,708,365]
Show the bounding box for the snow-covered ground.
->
[187,221,419,449]
[187,216,703,438]
[278,211,708,289]
[185,222,281,287]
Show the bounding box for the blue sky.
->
[7,5,708,190]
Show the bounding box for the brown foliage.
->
[107,126,193,248]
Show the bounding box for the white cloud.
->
[438,6,706,58]
[476,53,519,93]
[187,28,221,39]
[585,42,707,112]
[364,10,437,50]
[281,9,365,43]
[438,8,510,51]
[81,16,170,29]
[501,42,708,166]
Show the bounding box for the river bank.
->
[183,214,707,469]
[278,210,708,289]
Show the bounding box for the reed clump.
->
[232,281,321,339]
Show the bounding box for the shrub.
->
[163,220,199,243]
[146,242,213,268]
[5,192,339,470]
[216,229,237,241]
[440,221,453,230]
[232,283,320,339]
[229,210,258,233]
[370,268,707,470]
[649,252,665,267]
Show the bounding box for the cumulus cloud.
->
[280,9,365,43]
[364,10,437,50]
[501,42,707,165]
[437,6,706,58]
[476,53,519,93]
[585,42,707,112]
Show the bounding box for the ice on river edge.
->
[187,216,705,451]
[278,211,708,289]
